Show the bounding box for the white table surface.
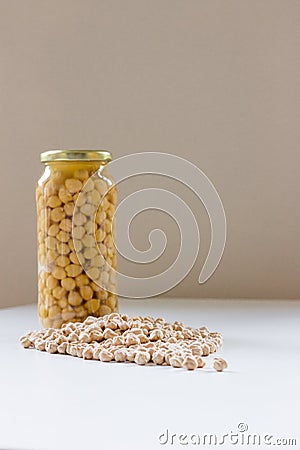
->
[0,298,299,450]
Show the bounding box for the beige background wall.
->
[0,0,299,308]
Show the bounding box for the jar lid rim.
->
[40,150,112,163]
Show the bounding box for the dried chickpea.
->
[126,333,140,346]
[183,356,198,371]
[35,338,46,351]
[58,342,68,354]
[152,351,165,365]
[20,336,33,348]
[103,329,118,340]
[170,356,183,368]
[92,347,102,360]
[134,351,150,365]
[126,349,137,362]
[82,346,94,360]
[201,344,210,357]
[213,357,228,372]
[45,341,58,354]
[112,336,124,345]
[114,349,127,362]
[23,313,226,373]
[196,357,206,368]
[99,349,113,362]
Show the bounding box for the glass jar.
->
[36,150,118,328]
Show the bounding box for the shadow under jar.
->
[36,150,118,328]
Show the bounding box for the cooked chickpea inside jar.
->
[37,150,118,328]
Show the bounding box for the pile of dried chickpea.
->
[36,166,118,329]
[20,313,228,372]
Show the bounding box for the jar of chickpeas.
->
[36,150,118,328]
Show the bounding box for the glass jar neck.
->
[45,161,106,172]
[38,161,108,187]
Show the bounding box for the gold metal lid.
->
[40,150,112,163]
